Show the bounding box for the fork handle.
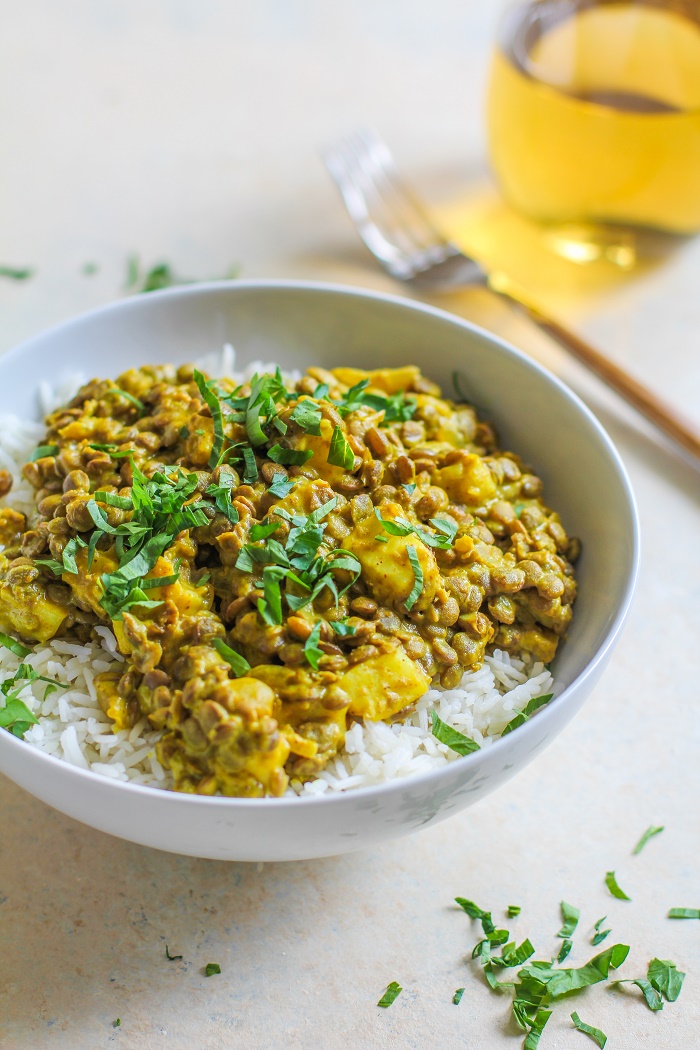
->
[490,281,700,464]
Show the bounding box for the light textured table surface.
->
[1,3,699,1048]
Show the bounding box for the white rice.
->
[0,346,554,794]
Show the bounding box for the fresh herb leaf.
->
[204,963,221,977]
[212,637,250,678]
[453,987,465,1005]
[377,981,402,1008]
[303,621,323,671]
[327,426,355,470]
[0,265,33,280]
[381,390,417,424]
[0,633,32,658]
[558,939,573,963]
[165,945,183,961]
[521,944,630,1001]
[374,509,456,551]
[193,369,226,469]
[431,712,480,756]
[402,483,416,495]
[205,477,239,523]
[632,825,664,855]
[30,443,59,461]
[290,399,322,435]
[0,697,39,737]
[250,521,281,542]
[330,620,357,638]
[501,694,554,735]
[241,445,258,483]
[507,905,521,918]
[268,475,295,499]
[108,387,146,414]
[668,908,700,919]
[430,517,458,545]
[592,916,611,946]
[112,1018,121,1029]
[571,1011,607,1048]
[268,444,313,467]
[605,871,631,901]
[627,978,664,1011]
[405,544,423,611]
[34,557,65,575]
[496,939,535,968]
[558,901,580,939]
[648,958,685,1002]
[523,1008,551,1049]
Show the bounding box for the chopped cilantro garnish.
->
[604,871,631,901]
[557,939,573,963]
[0,633,31,659]
[507,906,521,918]
[30,443,59,461]
[212,638,251,678]
[165,945,183,961]
[374,509,456,551]
[647,958,685,1002]
[402,482,416,495]
[290,399,322,435]
[453,987,465,1005]
[377,981,402,1008]
[668,908,700,919]
[0,265,33,280]
[34,557,65,575]
[330,620,356,638]
[631,978,663,1011]
[431,713,480,756]
[267,444,313,466]
[250,521,281,542]
[303,621,323,671]
[615,959,684,1012]
[193,369,225,469]
[327,425,355,469]
[108,388,146,414]
[501,694,553,735]
[0,698,39,738]
[571,1011,607,1047]
[404,544,423,611]
[205,476,239,523]
[204,962,221,977]
[112,1018,121,1028]
[333,379,416,425]
[268,475,295,499]
[632,825,664,855]
[592,916,611,946]
[557,901,580,939]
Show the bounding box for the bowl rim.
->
[0,277,640,808]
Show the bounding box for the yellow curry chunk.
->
[1,361,577,796]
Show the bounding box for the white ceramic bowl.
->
[0,281,638,860]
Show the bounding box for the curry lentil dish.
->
[0,363,578,797]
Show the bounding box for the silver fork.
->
[324,129,700,466]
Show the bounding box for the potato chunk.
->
[343,502,445,611]
[433,452,497,506]
[332,366,419,395]
[337,648,430,720]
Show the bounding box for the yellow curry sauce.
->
[0,364,577,796]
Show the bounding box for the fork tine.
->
[352,130,448,254]
[335,130,446,261]
[324,137,412,270]
[325,129,487,285]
